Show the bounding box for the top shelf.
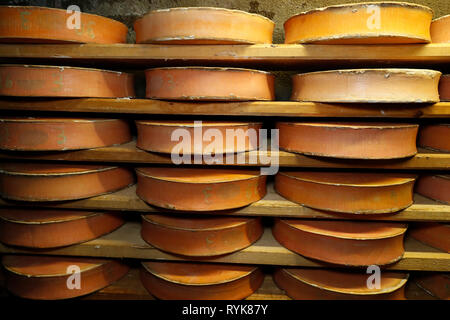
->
[1,44,449,69]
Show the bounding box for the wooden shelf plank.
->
[1,98,449,118]
[1,44,449,67]
[0,183,448,222]
[0,140,448,169]
[0,223,448,271]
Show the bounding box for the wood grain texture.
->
[0,183,447,222]
[0,44,449,66]
[0,223,448,271]
[0,141,449,169]
[0,98,449,118]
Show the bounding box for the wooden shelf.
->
[1,44,449,67]
[0,183,447,222]
[0,223,448,272]
[0,140,448,169]
[1,98,450,118]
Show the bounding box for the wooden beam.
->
[0,44,449,67]
[0,223,448,272]
[0,183,448,222]
[0,141,448,169]
[0,98,449,118]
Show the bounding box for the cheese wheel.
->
[145,67,274,101]
[136,121,261,154]
[275,171,416,214]
[141,214,263,257]
[0,117,131,151]
[291,69,441,103]
[140,261,264,300]
[274,268,408,300]
[284,2,432,44]
[136,167,266,211]
[273,219,407,266]
[0,65,134,98]
[0,5,128,44]
[0,163,134,201]
[431,14,450,43]
[134,7,274,44]
[3,255,129,300]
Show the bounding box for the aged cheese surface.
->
[0,64,134,98]
[291,69,441,103]
[135,7,274,44]
[0,5,127,43]
[284,2,432,44]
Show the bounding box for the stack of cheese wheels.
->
[283,68,440,159]
[431,14,450,43]
[134,7,274,44]
[274,172,413,266]
[0,64,134,98]
[141,214,263,257]
[0,163,134,202]
[0,208,125,248]
[136,168,266,263]
[140,261,264,300]
[136,167,266,211]
[136,121,262,154]
[0,117,131,151]
[2,255,129,300]
[274,268,408,300]
[0,5,128,44]
[284,2,433,44]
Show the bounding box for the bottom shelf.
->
[83,269,447,300]
[0,267,439,300]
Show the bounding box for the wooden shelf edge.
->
[0,223,448,272]
[1,43,449,65]
[0,141,448,169]
[0,99,449,118]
